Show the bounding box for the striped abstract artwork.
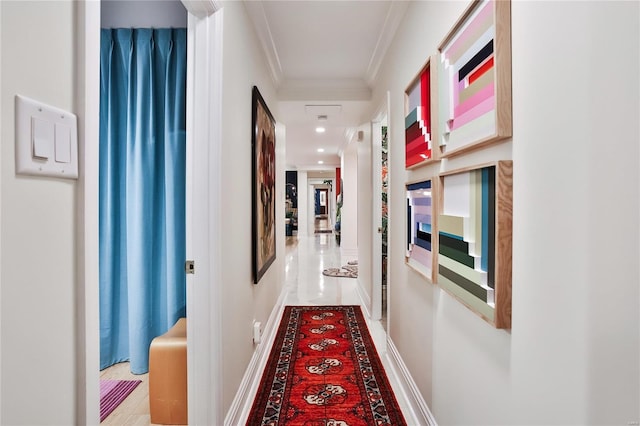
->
[405,64,433,168]
[438,162,512,328]
[438,0,507,155]
[406,180,434,280]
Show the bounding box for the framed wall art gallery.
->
[403,0,514,329]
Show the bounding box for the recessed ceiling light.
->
[318,160,324,164]
[315,127,326,133]
[317,148,325,153]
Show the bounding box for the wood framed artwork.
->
[405,57,439,168]
[406,179,437,283]
[252,86,276,284]
[437,161,512,328]
[437,0,512,158]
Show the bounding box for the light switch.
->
[15,95,78,179]
[55,123,71,163]
[32,117,54,159]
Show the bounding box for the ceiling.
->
[243,0,409,171]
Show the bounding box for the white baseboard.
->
[386,338,438,426]
[224,290,287,425]
[356,278,372,319]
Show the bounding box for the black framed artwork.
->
[252,86,276,284]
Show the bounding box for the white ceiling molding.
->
[365,1,410,86]
[338,128,357,157]
[243,1,283,86]
[181,0,219,17]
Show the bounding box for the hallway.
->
[0,2,637,425]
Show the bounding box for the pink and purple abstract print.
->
[439,0,498,153]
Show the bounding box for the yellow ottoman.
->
[149,318,187,425]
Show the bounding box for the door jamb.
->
[183,4,224,424]
[76,2,101,423]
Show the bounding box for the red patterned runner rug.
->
[246,305,407,425]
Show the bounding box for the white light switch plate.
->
[15,95,78,179]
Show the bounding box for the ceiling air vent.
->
[304,105,342,116]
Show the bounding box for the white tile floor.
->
[281,233,420,425]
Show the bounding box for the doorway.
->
[98,1,189,421]
[316,188,329,216]
[371,92,390,326]
[311,182,333,234]
[80,2,224,424]
[285,170,298,237]
[305,172,335,236]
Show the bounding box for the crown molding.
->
[243,1,408,91]
[338,127,357,157]
[243,0,283,86]
[181,0,220,18]
[365,1,410,86]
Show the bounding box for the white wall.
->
[510,3,639,423]
[371,0,639,424]
[218,1,283,415]
[340,140,358,259]
[356,124,373,310]
[101,0,187,28]
[1,1,77,424]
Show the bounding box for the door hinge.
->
[185,260,195,274]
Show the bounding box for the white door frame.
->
[76,1,223,423]
[370,92,390,324]
[75,2,101,423]
[184,4,224,424]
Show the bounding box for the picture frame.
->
[437,161,512,328]
[252,86,276,284]
[405,57,439,168]
[405,178,438,283]
[437,0,512,158]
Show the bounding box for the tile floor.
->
[282,232,419,424]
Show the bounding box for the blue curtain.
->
[99,28,187,374]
